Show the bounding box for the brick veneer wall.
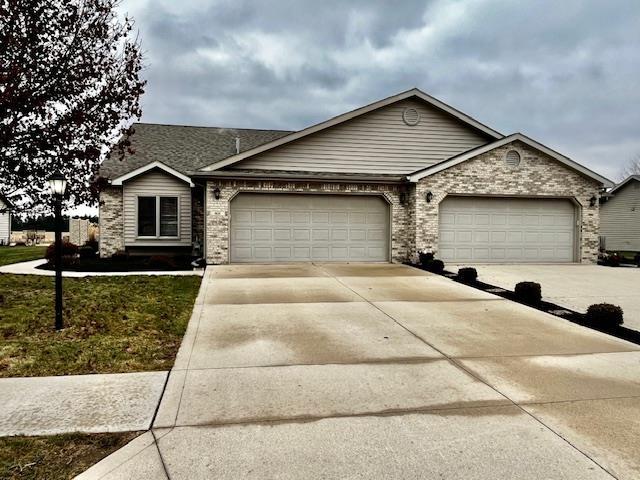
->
[204,179,412,264]
[98,186,124,257]
[414,140,602,263]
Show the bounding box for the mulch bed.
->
[408,262,640,347]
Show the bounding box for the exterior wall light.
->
[589,195,597,207]
[213,187,221,200]
[426,191,433,203]
[399,192,407,205]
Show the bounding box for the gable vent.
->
[402,107,421,126]
[505,150,521,168]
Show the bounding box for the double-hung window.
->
[137,196,179,238]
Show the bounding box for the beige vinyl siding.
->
[0,199,9,245]
[231,99,490,174]
[123,170,192,246]
[600,181,640,251]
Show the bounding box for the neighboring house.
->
[98,88,613,265]
[0,195,12,246]
[600,175,640,252]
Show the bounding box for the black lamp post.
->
[48,171,67,331]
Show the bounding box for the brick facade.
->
[204,179,412,264]
[102,140,603,265]
[414,140,602,263]
[98,186,124,257]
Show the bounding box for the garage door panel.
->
[231,194,389,263]
[439,197,576,263]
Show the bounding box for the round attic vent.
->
[402,107,421,126]
[505,150,521,168]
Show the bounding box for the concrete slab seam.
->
[151,428,172,480]
[320,265,620,480]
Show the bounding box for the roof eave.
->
[111,161,195,187]
[189,170,407,184]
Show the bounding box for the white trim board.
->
[111,161,195,187]
[200,88,504,172]
[407,133,614,187]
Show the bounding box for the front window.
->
[137,196,179,237]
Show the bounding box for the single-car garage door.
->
[439,197,576,263]
[230,193,390,263]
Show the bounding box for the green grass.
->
[0,431,141,479]
[0,274,201,377]
[0,246,47,266]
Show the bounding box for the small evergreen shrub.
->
[514,281,542,305]
[79,245,96,259]
[45,241,79,262]
[585,303,623,330]
[419,252,434,266]
[427,259,444,274]
[457,267,478,284]
[84,239,99,252]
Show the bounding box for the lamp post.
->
[48,171,67,331]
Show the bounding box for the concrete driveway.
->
[82,263,640,479]
[452,264,640,331]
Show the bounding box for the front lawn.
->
[0,274,201,377]
[0,431,140,479]
[0,246,46,266]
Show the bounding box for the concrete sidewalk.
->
[451,264,640,331]
[0,371,167,436]
[0,259,204,277]
[80,263,640,479]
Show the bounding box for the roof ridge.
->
[133,122,294,133]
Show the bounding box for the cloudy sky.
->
[118,0,640,181]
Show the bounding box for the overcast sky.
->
[118,0,640,181]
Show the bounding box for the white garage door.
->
[439,197,576,263]
[230,193,390,263]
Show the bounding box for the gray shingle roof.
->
[99,123,293,180]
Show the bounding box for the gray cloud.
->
[120,0,640,180]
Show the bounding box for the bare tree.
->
[0,0,145,214]
[619,153,640,181]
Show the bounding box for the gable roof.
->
[407,133,614,187]
[200,88,504,172]
[111,161,195,186]
[99,123,292,180]
[609,175,640,194]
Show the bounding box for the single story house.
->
[600,175,640,252]
[98,88,613,265]
[0,194,12,246]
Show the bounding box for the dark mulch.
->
[37,256,197,272]
[407,262,640,347]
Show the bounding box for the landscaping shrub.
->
[426,259,444,274]
[418,251,434,266]
[84,239,99,252]
[111,250,129,262]
[78,245,96,259]
[61,254,79,267]
[45,241,79,263]
[585,303,623,330]
[514,281,542,305]
[148,255,177,269]
[457,267,478,284]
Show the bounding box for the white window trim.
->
[136,195,180,240]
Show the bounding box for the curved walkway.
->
[0,259,204,277]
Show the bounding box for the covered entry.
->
[230,193,390,263]
[438,196,577,263]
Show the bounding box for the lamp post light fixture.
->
[47,171,67,331]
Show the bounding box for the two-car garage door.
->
[230,193,390,263]
[439,197,577,263]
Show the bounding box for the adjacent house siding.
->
[0,198,10,245]
[122,170,192,246]
[600,180,640,251]
[414,140,602,263]
[231,99,491,175]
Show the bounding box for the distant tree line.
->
[11,215,98,231]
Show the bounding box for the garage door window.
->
[137,196,179,238]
